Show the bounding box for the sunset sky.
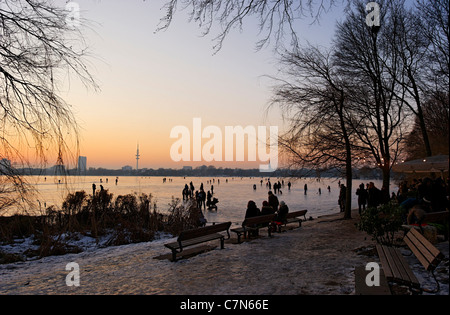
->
[56,0,343,170]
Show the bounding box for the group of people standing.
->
[337,181,388,214]
[258,179,291,193]
[245,191,289,224]
[182,181,217,210]
[354,182,388,214]
[397,177,449,225]
[353,176,449,218]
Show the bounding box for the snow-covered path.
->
[1,212,448,295]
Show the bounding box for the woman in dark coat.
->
[245,200,261,218]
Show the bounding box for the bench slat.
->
[179,222,231,242]
[392,246,420,287]
[377,245,420,288]
[242,214,276,226]
[404,228,444,271]
[385,246,403,281]
[165,222,231,261]
[389,247,409,282]
[404,234,433,270]
[376,245,393,280]
[285,210,308,220]
[180,233,224,247]
[410,228,443,259]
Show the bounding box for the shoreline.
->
[1,210,448,295]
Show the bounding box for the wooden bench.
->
[164,222,231,262]
[277,210,308,232]
[423,211,449,224]
[231,214,276,244]
[376,227,445,294]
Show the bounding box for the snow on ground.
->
[0,211,448,295]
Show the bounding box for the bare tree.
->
[333,0,407,193]
[417,0,449,90]
[271,45,358,219]
[384,3,433,157]
[1,0,97,214]
[158,0,344,52]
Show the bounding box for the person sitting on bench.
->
[245,200,261,218]
[261,201,275,215]
[245,200,261,236]
[272,201,289,232]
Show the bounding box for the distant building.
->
[182,166,193,171]
[78,156,87,175]
[122,165,133,171]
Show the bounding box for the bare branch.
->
[157,0,343,52]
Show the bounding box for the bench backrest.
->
[178,222,231,242]
[423,211,449,224]
[285,210,307,219]
[242,214,276,227]
[403,228,444,271]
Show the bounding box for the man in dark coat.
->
[268,191,279,213]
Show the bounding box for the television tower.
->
[136,143,140,171]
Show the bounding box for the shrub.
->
[1,190,168,262]
[357,201,404,246]
[166,198,204,236]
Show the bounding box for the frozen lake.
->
[13,176,392,224]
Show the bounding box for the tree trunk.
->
[382,164,390,195]
[344,143,353,220]
[418,110,433,157]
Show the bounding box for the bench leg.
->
[422,270,440,294]
[171,250,178,262]
[220,237,225,249]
